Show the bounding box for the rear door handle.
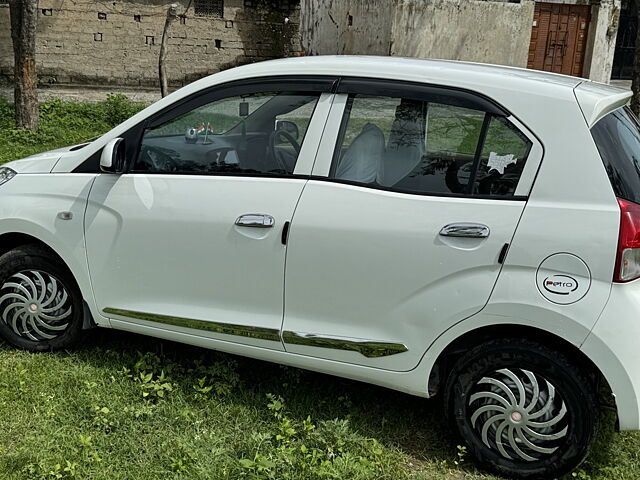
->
[235,214,275,228]
[439,223,490,238]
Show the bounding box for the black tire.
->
[445,339,598,479]
[0,244,85,351]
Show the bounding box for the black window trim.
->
[335,77,510,117]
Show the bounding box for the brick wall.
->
[0,0,301,87]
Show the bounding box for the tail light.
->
[614,198,640,282]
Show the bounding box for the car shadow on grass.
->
[80,328,462,466]
[55,327,622,479]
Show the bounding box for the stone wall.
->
[0,0,302,87]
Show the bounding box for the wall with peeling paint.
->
[300,0,534,67]
[299,0,394,56]
[0,0,302,88]
[300,0,620,83]
[583,0,621,83]
[390,0,535,68]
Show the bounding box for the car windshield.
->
[591,106,640,205]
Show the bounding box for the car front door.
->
[85,77,336,350]
[281,79,542,370]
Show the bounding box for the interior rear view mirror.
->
[239,102,249,117]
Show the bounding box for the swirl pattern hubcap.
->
[468,368,569,462]
[0,270,72,341]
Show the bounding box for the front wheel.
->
[0,244,85,351]
[445,339,598,479]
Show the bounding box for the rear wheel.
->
[0,245,85,351]
[445,339,598,479]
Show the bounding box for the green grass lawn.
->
[0,98,639,480]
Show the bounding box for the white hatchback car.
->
[0,56,637,478]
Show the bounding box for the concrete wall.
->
[300,0,535,67]
[0,0,302,88]
[299,0,394,56]
[391,0,535,68]
[583,0,621,83]
[300,0,620,83]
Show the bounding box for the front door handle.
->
[235,214,275,228]
[439,223,490,238]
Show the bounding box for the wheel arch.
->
[0,231,98,329]
[0,232,66,264]
[427,324,615,416]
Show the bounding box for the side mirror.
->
[275,120,299,140]
[100,138,125,173]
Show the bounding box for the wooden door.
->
[528,3,591,77]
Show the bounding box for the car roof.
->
[182,55,630,127]
[238,55,586,89]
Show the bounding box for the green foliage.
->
[0,328,635,480]
[0,95,146,165]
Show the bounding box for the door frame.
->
[88,77,340,348]
[310,78,544,198]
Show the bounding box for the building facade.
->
[0,0,302,87]
[301,0,621,83]
[0,0,624,88]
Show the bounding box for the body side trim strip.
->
[282,331,408,358]
[102,308,281,342]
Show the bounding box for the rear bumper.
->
[582,282,640,430]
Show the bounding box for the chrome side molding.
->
[439,222,490,238]
[282,331,408,358]
[102,308,408,358]
[102,307,281,342]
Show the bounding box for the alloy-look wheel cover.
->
[0,270,72,341]
[468,368,569,462]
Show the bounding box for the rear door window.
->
[591,107,640,205]
[330,93,532,198]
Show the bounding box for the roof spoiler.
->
[575,81,632,128]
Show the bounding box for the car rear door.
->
[281,78,542,371]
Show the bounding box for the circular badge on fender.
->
[536,253,591,305]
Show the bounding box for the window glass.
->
[471,116,532,196]
[420,104,485,194]
[135,92,320,175]
[275,100,317,141]
[591,107,640,205]
[330,93,531,197]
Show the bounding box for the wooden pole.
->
[159,3,178,98]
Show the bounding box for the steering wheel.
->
[268,130,301,173]
[138,145,179,172]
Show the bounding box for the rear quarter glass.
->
[591,106,640,204]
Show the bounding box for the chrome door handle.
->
[439,223,490,238]
[235,214,275,228]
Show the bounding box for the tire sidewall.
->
[449,342,597,479]
[0,247,84,351]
